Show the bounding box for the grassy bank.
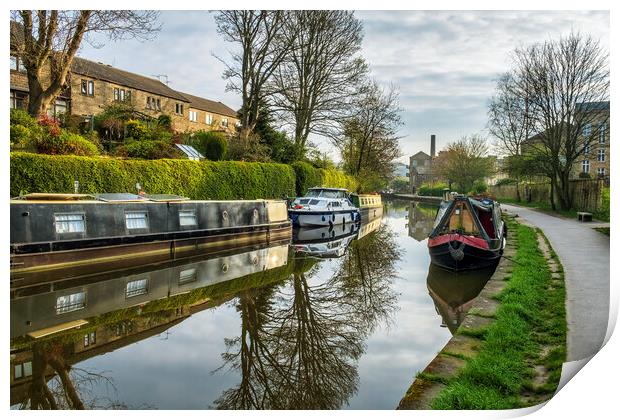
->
[499,197,610,222]
[429,217,566,409]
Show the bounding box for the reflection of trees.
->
[215,223,402,409]
[19,342,124,409]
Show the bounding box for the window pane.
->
[179,210,197,226]
[90,332,96,344]
[126,279,148,298]
[84,334,90,346]
[88,81,94,95]
[56,291,86,314]
[14,364,23,379]
[179,268,197,285]
[81,80,87,94]
[23,362,32,377]
[10,56,17,70]
[55,213,85,234]
[125,212,148,229]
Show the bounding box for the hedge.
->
[418,183,449,197]
[10,153,358,200]
[11,152,296,200]
[291,161,358,196]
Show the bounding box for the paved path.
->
[502,204,609,362]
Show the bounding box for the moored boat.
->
[350,193,383,222]
[427,194,506,271]
[10,193,291,277]
[288,187,360,227]
[292,223,359,258]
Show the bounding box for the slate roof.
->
[177,91,238,118]
[71,57,189,102]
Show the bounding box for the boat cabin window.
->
[126,278,148,298]
[125,211,149,230]
[331,201,341,207]
[299,199,310,205]
[309,199,321,205]
[179,268,197,285]
[56,291,86,314]
[54,213,85,234]
[179,210,197,227]
[307,189,347,199]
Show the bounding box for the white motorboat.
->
[292,223,359,258]
[288,187,360,227]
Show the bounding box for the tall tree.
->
[215,11,293,140]
[271,11,367,150]
[487,72,533,201]
[509,32,609,210]
[335,81,402,192]
[10,11,160,117]
[435,135,494,193]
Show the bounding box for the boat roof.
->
[14,192,190,203]
[308,187,349,191]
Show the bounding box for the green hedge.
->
[10,153,358,200]
[11,152,296,200]
[291,161,358,196]
[418,183,449,197]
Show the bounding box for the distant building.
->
[408,134,437,193]
[393,162,408,178]
[485,156,508,186]
[572,101,610,181]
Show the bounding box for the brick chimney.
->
[430,134,436,158]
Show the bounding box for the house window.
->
[125,211,148,230]
[221,117,228,128]
[179,268,197,285]
[206,114,213,125]
[10,55,17,70]
[156,99,161,111]
[582,123,592,137]
[54,213,85,234]
[56,291,86,314]
[599,123,606,144]
[10,55,26,72]
[81,79,94,96]
[126,91,131,102]
[189,110,197,122]
[120,89,125,101]
[126,278,148,298]
[597,168,606,178]
[597,149,605,162]
[114,88,119,101]
[48,99,68,119]
[179,210,197,227]
[146,96,152,109]
[10,91,27,109]
[176,103,184,115]
[14,362,32,379]
[582,160,590,173]
[84,331,96,347]
[584,142,590,155]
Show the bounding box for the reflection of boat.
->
[426,262,497,334]
[10,193,291,277]
[428,195,506,271]
[288,188,360,227]
[10,242,290,339]
[292,223,359,258]
[356,216,382,240]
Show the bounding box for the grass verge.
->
[429,217,566,409]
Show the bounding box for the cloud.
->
[78,10,609,162]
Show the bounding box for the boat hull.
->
[428,236,503,271]
[289,209,360,227]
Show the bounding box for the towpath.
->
[502,204,610,362]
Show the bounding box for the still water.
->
[10,200,494,409]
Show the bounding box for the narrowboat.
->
[288,187,360,227]
[427,195,506,271]
[292,223,359,258]
[10,193,291,277]
[350,193,383,222]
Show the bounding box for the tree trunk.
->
[515,178,521,202]
[549,177,556,211]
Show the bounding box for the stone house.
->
[10,22,239,135]
[572,101,610,181]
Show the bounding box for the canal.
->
[10,200,495,409]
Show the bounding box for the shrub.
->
[157,114,172,130]
[190,131,228,160]
[595,187,610,222]
[291,161,358,196]
[10,108,39,129]
[10,152,296,200]
[58,132,99,156]
[10,124,34,149]
[418,183,449,197]
[125,119,149,140]
[470,180,488,195]
[121,140,182,160]
[495,178,517,186]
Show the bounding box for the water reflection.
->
[214,220,402,409]
[407,202,437,242]
[11,215,403,409]
[426,263,497,334]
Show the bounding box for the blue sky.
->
[79,10,609,163]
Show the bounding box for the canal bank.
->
[399,215,567,409]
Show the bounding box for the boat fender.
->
[448,240,465,261]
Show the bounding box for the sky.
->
[79,10,609,163]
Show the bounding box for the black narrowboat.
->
[10,193,291,278]
[427,195,506,271]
